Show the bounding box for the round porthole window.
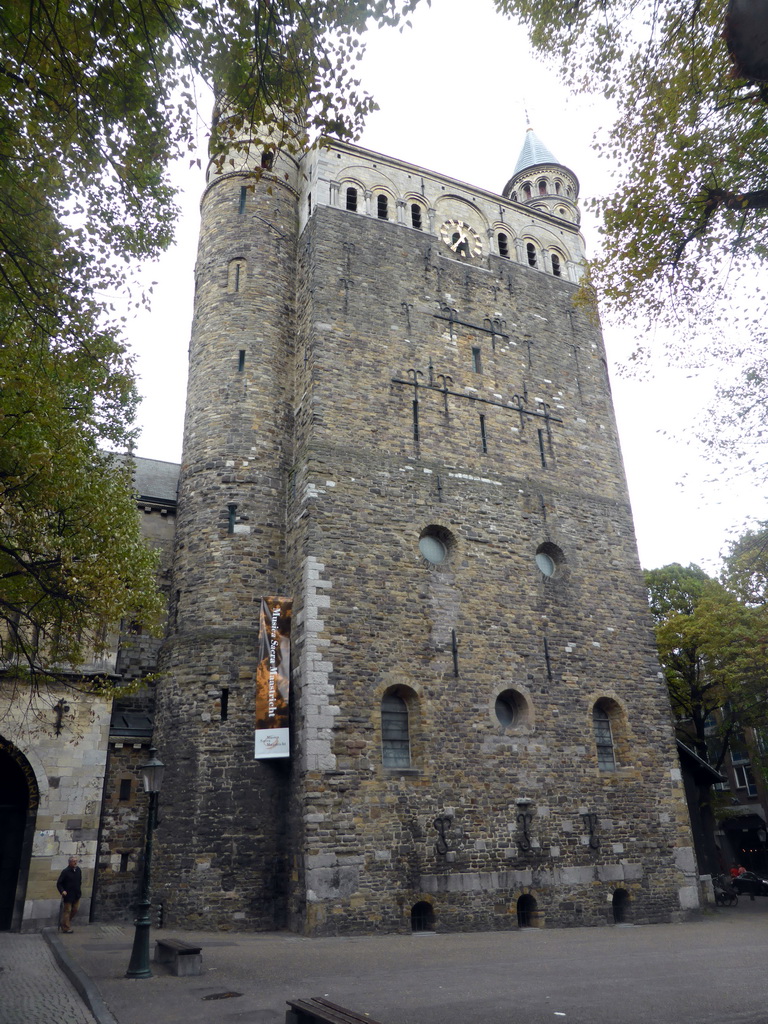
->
[494,688,528,728]
[535,542,564,578]
[495,693,517,726]
[419,535,447,564]
[418,525,455,565]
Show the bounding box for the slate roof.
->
[512,129,561,176]
[132,457,180,505]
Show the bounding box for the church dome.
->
[503,128,580,224]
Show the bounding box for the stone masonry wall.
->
[285,196,696,935]
[152,165,298,929]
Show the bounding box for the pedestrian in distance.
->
[56,856,82,933]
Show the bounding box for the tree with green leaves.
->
[646,562,768,765]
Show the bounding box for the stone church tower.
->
[152,118,700,934]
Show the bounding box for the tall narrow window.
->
[472,347,482,374]
[346,186,358,212]
[555,180,562,195]
[382,692,410,768]
[411,203,423,229]
[479,414,488,453]
[498,233,510,258]
[377,194,388,220]
[238,186,247,214]
[593,706,616,771]
[119,778,132,802]
[526,242,537,268]
[238,350,245,372]
[551,253,562,277]
[260,150,274,170]
[538,180,547,195]
[522,183,532,200]
[228,259,246,293]
[307,192,312,215]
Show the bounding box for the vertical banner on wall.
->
[254,596,292,759]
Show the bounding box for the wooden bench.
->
[153,937,203,977]
[286,996,385,1024]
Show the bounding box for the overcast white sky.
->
[123,0,768,574]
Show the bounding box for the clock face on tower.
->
[439,219,483,259]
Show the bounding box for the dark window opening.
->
[555,180,562,195]
[238,350,245,372]
[522,183,532,200]
[411,901,435,932]
[221,688,229,722]
[260,150,274,170]
[480,414,488,453]
[411,203,423,229]
[234,262,241,292]
[238,186,247,214]
[119,779,132,802]
[377,194,388,219]
[526,242,537,268]
[537,428,547,468]
[119,853,130,873]
[346,187,358,212]
[382,691,410,768]
[552,254,562,277]
[472,347,482,374]
[307,192,312,216]
[498,233,510,258]
[538,180,547,195]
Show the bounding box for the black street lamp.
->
[125,747,165,979]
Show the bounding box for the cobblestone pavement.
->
[0,932,96,1024]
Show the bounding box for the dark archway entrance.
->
[612,888,630,924]
[0,738,39,931]
[517,893,537,928]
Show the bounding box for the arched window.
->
[228,258,247,293]
[510,190,518,202]
[411,203,423,229]
[593,705,616,771]
[498,232,510,258]
[555,180,562,195]
[551,253,562,277]
[377,194,389,220]
[538,179,547,195]
[526,242,537,268]
[260,150,274,170]
[382,691,410,767]
[346,186,358,212]
[522,182,532,200]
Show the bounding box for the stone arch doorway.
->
[612,888,631,924]
[0,738,39,931]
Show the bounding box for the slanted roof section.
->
[676,739,725,785]
[513,128,561,176]
[110,709,153,740]
[132,457,180,506]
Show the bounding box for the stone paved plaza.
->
[4,900,768,1024]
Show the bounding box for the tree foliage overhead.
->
[499,0,768,324]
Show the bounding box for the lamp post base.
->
[125,900,153,979]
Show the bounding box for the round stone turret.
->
[503,128,580,225]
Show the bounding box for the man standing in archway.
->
[56,856,81,933]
